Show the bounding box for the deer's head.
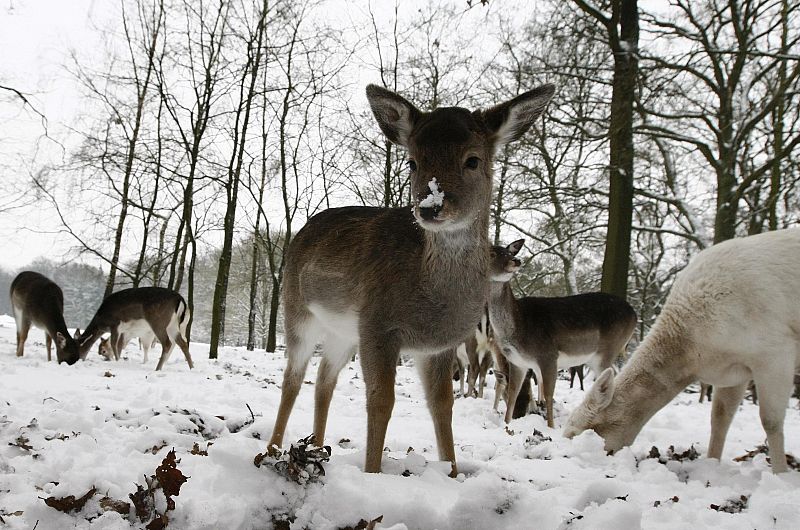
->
[366,85,555,232]
[98,336,114,361]
[490,240,524,282]
[55,332,80,365]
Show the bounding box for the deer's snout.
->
[419,202,443,221]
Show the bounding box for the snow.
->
[1,314,800,529]
[418,179,445,209]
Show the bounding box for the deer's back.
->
[10,271,65,323]
[91,287,184,329]
[509,293,635,356]
[285,206,488,351]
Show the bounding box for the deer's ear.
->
[507,239,525,256]
[366,84,420,147]
[586,368,615,411]
[56,332,67,350]
[482,84,555,147]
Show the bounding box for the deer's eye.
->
[407,160,417,171]
[465,156,480,169]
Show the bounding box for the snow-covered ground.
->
[1,314,799,530]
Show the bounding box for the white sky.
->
[0,0,108,269]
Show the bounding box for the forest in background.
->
[1,0,798,355]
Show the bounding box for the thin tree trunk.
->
[209,1,269,359]
[105,0,164,296]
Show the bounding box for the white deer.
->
[564,228,800,473]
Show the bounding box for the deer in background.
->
[488,240,637,428]
[10,271,80,364]
[78,287,192,371]
[564,229,800,473]
[98,332,158,363]
[465,309,494,398]
[267,83,555,476]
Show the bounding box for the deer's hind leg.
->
[313,334,356,447]
[707,382,747,461]
[14,310,30,358]
[753,363,794,473]
[417,348,458,477]
[268,313,319,451]
[45,333,52,362]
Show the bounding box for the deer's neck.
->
[597,321,696,450]
[488,281,520,339]
[421,218,489,282]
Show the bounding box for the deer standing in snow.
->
[564,229,800,473]
[10,271,80,364]
[488,240,637,427]
[267,83,555,475]
[78,287,192,371]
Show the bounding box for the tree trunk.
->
[209,2,268,359]
[598,0,639,300]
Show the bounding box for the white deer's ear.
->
[586,368,615,411]
[56,332,67,350]
[482,84,555,147]
[366,84,421,147]
[507,239,525,256]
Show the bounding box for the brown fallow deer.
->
[78,287,192,371]
[564,228,800,473]
[488,240,637,428]
[10,271,80,364]
[267,83,555,476]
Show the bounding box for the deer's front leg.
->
[359,338,399,474]
[418,348,458,477]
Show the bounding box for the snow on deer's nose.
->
[418,178,445,221]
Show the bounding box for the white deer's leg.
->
[313,336,355,447]
[268,319,317,450]
[417,349,458,477]
[753,369,793,473]
[707,382,747,461]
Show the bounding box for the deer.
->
[465,309,494,398]
[78,287,192,371]
[488,240,637,428]
[491,346,535,419]
[266,83,555,476]
[10,271,80,364]
[98,332,158,363]
[564,228,800,473]
[569,365,586,390]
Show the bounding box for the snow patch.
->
[418,178,444,209]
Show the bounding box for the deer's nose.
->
[419,204,442,220]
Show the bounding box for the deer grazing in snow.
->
[10,271,80,364]
[267,83,555,475]
[564,229,800,473]
[488,240,637,428]
[78,287,192,371]
[98,333,158,363]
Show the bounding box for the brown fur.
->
[267,84,555,475]
[10,271,79,364]
[78,287,192,371]
[488,241,637,428]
